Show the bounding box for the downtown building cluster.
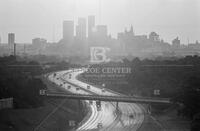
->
[0,15,200,60]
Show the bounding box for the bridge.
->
[40,90,172,105]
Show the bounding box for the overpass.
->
[40,90,172,105]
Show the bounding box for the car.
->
[87,85,90,89]
[97,123,103,128]
[97,107,101,111]
[96,101,101,111]
[68,74,72,79]
[76,87,80,91]
[89,100,93,104]
[53,73,56,77]
[102,88,106,93]
[68,85,71,89]
[129,114,134,119]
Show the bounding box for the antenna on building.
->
[99,0,102,24]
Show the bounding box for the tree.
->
[175,76,200,119]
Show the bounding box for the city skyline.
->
[0,1,200,131]
[0,0,199,44]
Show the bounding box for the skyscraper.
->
[8,33,15,45]
[91,25,108,46]
[63,20,74,43]
[96,25,107,38]
[149,32,159,41]
[88,15,95,39]
[76,18,86,40]
[172,37,180,48]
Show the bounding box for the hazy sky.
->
[0,0,199,44]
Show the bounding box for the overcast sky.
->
[0,0,199,44]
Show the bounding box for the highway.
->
[47,69,144,131]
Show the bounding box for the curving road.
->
[48,69,144,131]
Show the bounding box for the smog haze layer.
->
[0,0,199,44]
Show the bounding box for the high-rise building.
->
[76,18,86,40]
[32,38,47,45]
[8,33,15,45]
[63,20,74,43]
[149,32,159,41]
[32,38,47,53]
[172,37,180,48]
[88,15,95,39]
[96,25,107,38]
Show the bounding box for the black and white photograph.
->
[0,0,199,131]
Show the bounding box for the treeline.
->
[124,56,200,122]
[0,56,46,108]
[43,61,70,73]
[0,55,75,109]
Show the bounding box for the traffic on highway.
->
[47,69,144,131]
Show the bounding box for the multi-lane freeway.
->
[47,69,144,131]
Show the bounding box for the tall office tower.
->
[76,18,86,40]
[149,32,159,42]
[88,15,95,39]
[63,20,74,43]
[8,33,15,45]
[96,25,107,38]
[172,37,181,48]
